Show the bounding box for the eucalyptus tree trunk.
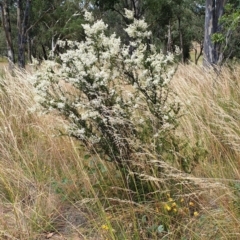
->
[27,33,32,63]
[17,0,31,68]
[203,0,227,66]
[0,0,15,70]
[177,16,184,63]
[167,20,172,53]
[130,0,142,19]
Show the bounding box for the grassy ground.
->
[0,64,240,239]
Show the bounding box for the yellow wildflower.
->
[189,201,195,207]
[101,224,109,230]
[172,202,177,207]
[173,208,178,213]
[164,204,171,211]
[193,211,199,217]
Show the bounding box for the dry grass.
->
[172,64,240,179]
[0,64,240,239]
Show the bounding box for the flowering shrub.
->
[33,10,180,168]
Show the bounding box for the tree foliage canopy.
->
[0,0,239,67]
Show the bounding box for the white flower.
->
[82,20,107,37]
[138,118,144,124]
[84,10,94,22]
[89,135,100,144]
[163,115,169,121]
[74,128,86,138]
[138,19,148,29]
[175,46,181,55]
[125,19,149,39]
[30,57,40,65]
[122,46,130,57]
[89,111,99,118]
[133,82,138,89]
[124,9,134,20]
[90,99,101,107]
[81,111,99,120]
[134,104,139,108]
[57,102,65,109]
[69,113,79,121]
[162,123,172,129]
[125,25,135,38]
[153,133,159,138]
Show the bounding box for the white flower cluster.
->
[33,9,178,160]
[124,9,151,40]
[84,10,94,22]
[125,19,151,39]
[124,8,134,20]
[82,19,108,37]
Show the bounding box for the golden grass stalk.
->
[0,64,240,239]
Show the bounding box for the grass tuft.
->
[0,65,240,239]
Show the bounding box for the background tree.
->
[3,0,239,68]
[0,0,15,69]
[17,0,31,68]
[188,1,205,64]
[94,0,206,63]
[211,1,240,63]
[95,0,144,19]
[0,0,85,68]
[29,0,85,61]
[203,0,227,66]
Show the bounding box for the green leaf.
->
[157,225,164,233]
[211,33,225,44]
[84,154,91,160]
[141,215,147,223]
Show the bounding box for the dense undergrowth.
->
[0,63,240,240]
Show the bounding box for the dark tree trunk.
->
[41,44,48,60]
[203,0,227,66]
[177,16,184,63]
[131,0,142,19]
[167,20,172,52]
[17,0,31,69]
[0,1,15,70]
[27,33,32,63]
